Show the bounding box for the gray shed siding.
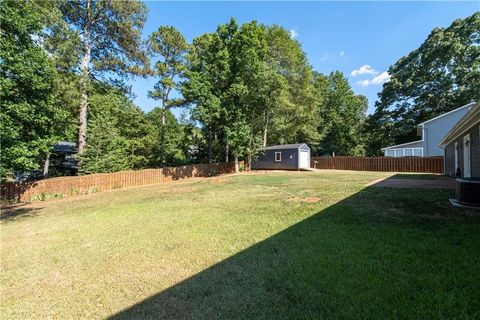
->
[252,144,310,170]
[444,124,480,178]
[422,106,470,156]
[252,149,299,170]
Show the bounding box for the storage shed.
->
[252,143,311,170]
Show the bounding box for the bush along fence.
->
[1,162,237,203]
[311,156,444,173]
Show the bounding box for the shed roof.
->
[265,143,308,150]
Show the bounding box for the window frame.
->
[274,151,282,162]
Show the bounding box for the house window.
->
[385,150,394,157]
[413,148,423,157]
[394,149,404,157]
[275,152,282,162]
[405,149,413,156]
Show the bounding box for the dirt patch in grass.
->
[302,197,321,203]
[287,195,301,202]
[209,178,226,184]
[157,187,197,194]
[287,196,321,203]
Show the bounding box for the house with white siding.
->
[382,102,475,157]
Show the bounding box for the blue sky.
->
[130,1,479,115]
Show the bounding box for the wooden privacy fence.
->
[1,162,236,203]
[311,156,444,173]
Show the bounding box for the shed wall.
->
[252,149,299,170]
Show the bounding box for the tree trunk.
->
[234,155,239,173]
[263,108,269,148]
[77,0,91,154]
[43,153,50,178]
[208,129,213,164]
[225,138,229,163]
[160,107,166,166]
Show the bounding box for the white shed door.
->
[299,150,310,169]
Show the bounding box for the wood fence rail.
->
[1,162,237,203]
[310,156,444,173]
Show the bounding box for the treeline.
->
[1,1,478,179]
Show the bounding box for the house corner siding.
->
[444,143,456,177]
[444,124,480,178]
[471,125,480,178]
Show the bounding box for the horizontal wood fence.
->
[311,156,444,173]
[1,162,237,203]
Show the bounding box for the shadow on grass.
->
[0,203,43,221]
[108,186,479,320]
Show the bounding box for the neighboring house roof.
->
[52,141,77,153]
[382,102,476,151]
[417,102,476,127]
[265,143,309,150]
[439,102,480,148]
[381,140,423,151]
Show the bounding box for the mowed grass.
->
[1,171,479,319]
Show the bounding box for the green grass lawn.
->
[1,171,479,319]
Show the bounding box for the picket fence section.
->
[311,156,444,173]
[1,162,236,203]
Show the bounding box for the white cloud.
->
[289,29,299,39]
[339,51,345,57]
[357,80,371,87]
[371,71,391,85]
[356,71,391,87]
[350,65,378,77]
[319,52,329,61]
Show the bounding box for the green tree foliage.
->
[184,20,324,168]
[146,108,186,167]
[57,0,149,153]
[88,85,156,169]
[315,72,368,156]
[2,3,382,178]
[266,26,319,147]
[79,84,162,173]
[183,23,234,163]
[0,0,69,178]
[78,110,130,174]
[367,12,480,154]
[148,26,188,166]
